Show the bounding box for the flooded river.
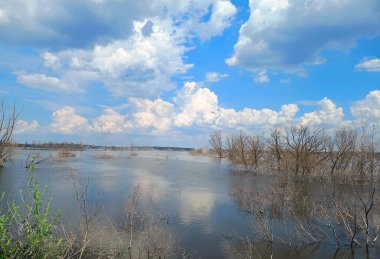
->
[1,149,379,258]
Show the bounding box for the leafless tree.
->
[72,177,102,258]
[209,130,223,158]
[267,126,285,171]
[228,131,250,170]
[225,132,266,172]
[284,125,326,180]
[326,128,357,177]
[247,134,265,170]
[355,124,379,179]
[0,100,18,167]
[225,134,235,162]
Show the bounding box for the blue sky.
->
[0,0,379,147]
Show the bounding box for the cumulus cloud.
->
[215,104,299,128]
[0,0,236,48]
[355,58,380,72]
[91,108,132,134]
[227,0,380,73]
[42,52,61,69]
[50,106,88,134]
[45,83,378,137]
[9,1,237,97]
[192,0,237,41]
[129,98,174,131]
[15,120,40,134]
[21,18,192,97]
[88,18,192,97]
[17,73,77,92]
[173,82,299,129]
[299,98,344,126]
[351,90,380,121]
[0,0,147,48]
[174,82,218,127]
[205,72,229,82]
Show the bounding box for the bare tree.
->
[355,124,379,179]
[209,130,223,158]
[233,131,249,171]
[0,100,18,167]
[284,125,326,180]
[326,128,356,177]
[267,126,285,171]
[225,131,264,172]
[247,134,265,170]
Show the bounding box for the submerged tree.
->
[209,130,223,158]
[283,125,326,179]
[0,100,18,167]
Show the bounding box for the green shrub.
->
[0,154,67,258]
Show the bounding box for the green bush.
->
[0,154,67,258]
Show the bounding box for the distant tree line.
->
[19,141,86,150]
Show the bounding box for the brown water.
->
[1,149,379,258]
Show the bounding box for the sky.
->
[0,0,380,147]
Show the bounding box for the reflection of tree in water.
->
[230,176,380,258]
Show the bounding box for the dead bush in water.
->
[0,100,18,167]
[232,179,380,257]
[225,131,265,172]
[218,124,380,182]
[267,126,286,172]
[282,125,327,180]
[103,184,174,258]
[326,188,380,248]
[95,153,116,159]
[209,130,223,158]
[325,128,357,178]
[57,150,77,158]
[231,179,315,220]
[355,124,380,179]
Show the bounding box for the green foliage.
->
[0,154,67,258]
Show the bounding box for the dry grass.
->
[56,150,77,158]
[94,153,115,159]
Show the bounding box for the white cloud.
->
[129,98,174,131]
[15,120,40,134]
[254,70,269,84]
[205,72,229,82]
[193,0,237,41]
[17,73,79,92]
[44,83,378,138]
[173,81,298,129]
[355,58,380,72]
[10,1,238,98]
[174,82,218,127]
[27,18,192,97]
[0,8,9,25]
[42,52,60,69]
[227,0,380,73]
[216,104,298,128]
[351,90,380,121]
[89,18,192,97]
[50,106,88,134]
[91,108,131,134]
[0,0,237,49]
[299,97,344,126]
